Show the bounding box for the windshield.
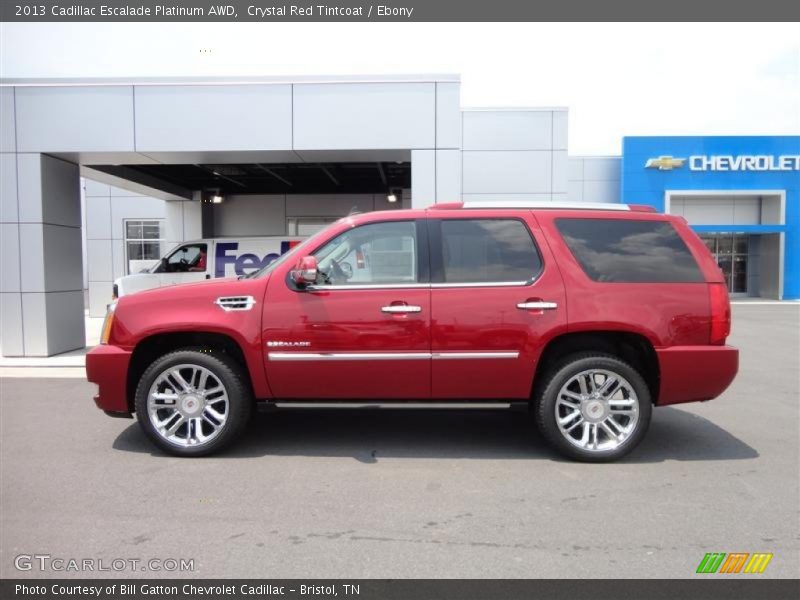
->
[147,242,183,273]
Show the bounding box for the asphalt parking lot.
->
[1,304,798,579]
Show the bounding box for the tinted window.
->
[555,218,703,283]
[440,219,541,283]
[312,221,418,285]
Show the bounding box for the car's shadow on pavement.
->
[112,406,758,463]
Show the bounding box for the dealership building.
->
[0,75,798,357]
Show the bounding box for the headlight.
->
[100,302,117,344]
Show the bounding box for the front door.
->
[262,219,431,399]
[427,211,567,399]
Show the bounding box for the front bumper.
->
[656,345,739,406]
[86,344,133,415]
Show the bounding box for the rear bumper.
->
[86,344,132,415]
[656,345,738,406]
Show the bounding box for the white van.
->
[113,237,305,298]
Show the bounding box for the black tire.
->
[534,353,652,462]
[134,348,252,457]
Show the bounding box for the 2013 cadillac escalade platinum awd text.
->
[86,202,739,461]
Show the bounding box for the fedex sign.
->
[215,241,300,277]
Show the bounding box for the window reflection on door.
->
[700,234,749,295]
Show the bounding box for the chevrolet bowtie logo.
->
[645,156,686,170]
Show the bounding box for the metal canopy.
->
[89,161,411,196]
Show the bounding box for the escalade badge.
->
[267,341,311,347]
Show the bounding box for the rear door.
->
[428,210,567,399]
[539,212,711,347]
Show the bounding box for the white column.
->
[435,149,462,203]
[411,150,436,209]
[84,180,114,317]
[1,153,85,356]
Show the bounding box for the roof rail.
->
[458,201,631,211]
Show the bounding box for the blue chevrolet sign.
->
[621,136,800,300]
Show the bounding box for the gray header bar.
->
[2,0,799,22]
[3,579,800,599]
[0,74,461,86]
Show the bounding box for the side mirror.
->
[290,256,318,285]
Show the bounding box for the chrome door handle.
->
[381,305,422,314]
[517,301,558,310]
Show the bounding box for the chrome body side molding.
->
[268,351,520,361]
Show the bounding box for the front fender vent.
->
[214,296,256,312]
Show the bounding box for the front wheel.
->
[134,349,252,457]
[534,353,652,462]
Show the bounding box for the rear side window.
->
[438,219,542,283]
[555,218,703,283]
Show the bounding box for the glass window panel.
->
[733,255,748,293]
[126,241,143,261]
[555,218,704,283]
[440,219,541,283]
[717,236,733,255]
[702,236,717,254]
[151,244,208,273]
[717,256,733,291]
[734,236,749,255]
[167,245,201,265]
[142,242,162,260]
[126,222,142,239]
[142,223,162,240]
[125,220,165,274]
[312,221,417,285]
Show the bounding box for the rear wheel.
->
[534,353,651,462]
[134,349,251,457]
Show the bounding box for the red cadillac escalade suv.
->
[86,202,738,461]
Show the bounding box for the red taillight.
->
[709,283,731,345]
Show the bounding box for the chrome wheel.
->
[555,369,640,452]
[147,364,229,448]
